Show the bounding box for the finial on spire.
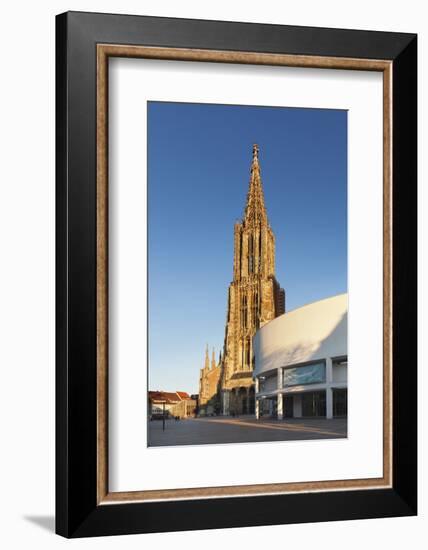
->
[252,143,259,161]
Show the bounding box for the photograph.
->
[147,101,348,447]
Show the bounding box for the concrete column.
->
[276,367,284,420]
[293,394,302,418]
[326,388,333,419]
[277,393,283,420]
[254,378,260,419]
[326,357,333,384]
[278,366,284,390]
[326,357,333,419]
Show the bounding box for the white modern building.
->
[253,293,347,420]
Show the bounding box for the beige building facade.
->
[149,391,197,419]
[199,144,285,416]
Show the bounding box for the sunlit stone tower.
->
[220,145,285,415]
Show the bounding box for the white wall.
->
[0,1,425,549]
[333,363,348,383]
[254,294,347,376]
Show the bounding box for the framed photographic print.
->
[56,11,417,537]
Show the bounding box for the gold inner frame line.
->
[96,44,393,505]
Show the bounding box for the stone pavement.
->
[148,415,347,447]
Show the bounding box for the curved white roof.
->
[253,293,347,377]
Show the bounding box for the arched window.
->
[246,338,251,368]
[241,341,245,370]
[253,291,259,327]
[241,295,247,328]
[248,234,254,274]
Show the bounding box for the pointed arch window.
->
[253,290,259,328]
[246,338,251,369]
[241,295,247,329]
[248,234,254,274]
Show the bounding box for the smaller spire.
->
[204,344,210,370]
[211,348,216,369]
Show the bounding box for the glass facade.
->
[283,361,326,387]
[284,395,294,418]
[333,388,347,417]
[257,358,347,419]
[301,391,326,417]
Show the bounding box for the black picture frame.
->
[56,11,417,538]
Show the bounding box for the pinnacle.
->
[244,144,267,225]
[252,143,259,161]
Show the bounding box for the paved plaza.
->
[148,416,347,447]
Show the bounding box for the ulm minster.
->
[199,144,285,417]
[149,144,348,446]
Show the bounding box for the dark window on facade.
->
[333,388,347,417]
[246,339,251,367]
[241,295,247,328]
[253,291,259,327]
[301,391,326,417]
[248,234,254,273]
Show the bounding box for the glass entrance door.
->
[301,391,326,417]
[333,388,347,417]
[284,395,294,418]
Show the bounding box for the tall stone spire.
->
[219,144,286,416]
[243,144,267,226]
[232,144,275,282]
[211,348,216,370]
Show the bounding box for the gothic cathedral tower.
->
[220,145,285,415]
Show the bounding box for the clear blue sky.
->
[148,101,347,394]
